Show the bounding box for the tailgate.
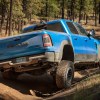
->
[0,31,45,61]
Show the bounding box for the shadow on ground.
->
[0,72,58,95]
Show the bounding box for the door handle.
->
[74,37,77,40]
[94,42,97,49]
[85,39,87,42]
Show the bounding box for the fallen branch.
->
[0,83,42,100]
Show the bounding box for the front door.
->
[74,23,97,61]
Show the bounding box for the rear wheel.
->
[2,71,19,80]
[56,60,74,89]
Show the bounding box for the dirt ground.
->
[0,67,99,100]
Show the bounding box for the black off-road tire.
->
[56,60,74,89]
[2,71,19,80]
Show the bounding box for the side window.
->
[74,23,88,36]
[66,22,79,34]
[22,22,64,33]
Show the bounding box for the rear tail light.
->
[43,34,52,47]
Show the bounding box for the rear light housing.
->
[43,34,52,47]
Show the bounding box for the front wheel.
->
[56,60,74,89]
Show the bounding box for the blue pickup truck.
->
[0,19,100,89]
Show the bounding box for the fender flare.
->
[57,40,74,62]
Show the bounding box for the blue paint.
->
[0,19,99,61]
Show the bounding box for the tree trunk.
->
[9,0,13,36]
[94,0,97,26]
[99,2,100,24]
[72,0,75,21]
[70,0,75,21]
[45,0,48,19]
[85,15,88,25]
[0,0,6,33]
[18,20,21,33]
[5,16,9,35]
[21,20,23,31]
[0,12,5,33]
[79,0,83,23]
[15,21,18,30]
[62,0,65,19]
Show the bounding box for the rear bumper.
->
[0,52,59,69]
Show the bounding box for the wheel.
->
[56,60,74,89]
[2,71,19,80]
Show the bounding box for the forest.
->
[0,0,100,36]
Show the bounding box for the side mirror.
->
[88,29,95,37]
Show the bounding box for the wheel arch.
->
[58,40,74,62]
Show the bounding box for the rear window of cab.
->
[22,22,64,33]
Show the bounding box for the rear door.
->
[66,22,87,62]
